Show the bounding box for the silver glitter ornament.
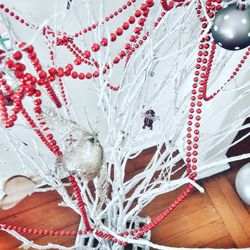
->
[211,3,250,50]
[61,134,103,181]
[235,163,250,205]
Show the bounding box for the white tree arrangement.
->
[0,0,249,249]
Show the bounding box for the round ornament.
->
[61,133,103,181]
[235,163,250,205]
[211,3,250,50]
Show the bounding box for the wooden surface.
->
[0,121,250,249]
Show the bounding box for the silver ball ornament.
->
[235,163,250,205]
[211,3,250,50]
[62,134,103,181]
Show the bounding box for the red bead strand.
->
[73,0,138,38]
[68,176,93,232]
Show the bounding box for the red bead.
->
[71,71,78,79]
[119,50,126,57]
[86,73,92,79]
[140,3,148,10]
[125,43,131,49]
[92,43,100,52]
[79,73,85,80]
[143,9,149,17]
[129,35,137,43]
[13,51,22,60]
[48,67,57,75]
[66,64,73,71]
[83,50,91,59]
[93,71,99,78]
[34,107,42,114]
[122,22,129,30]
[138,18,146,26]
[57,68,64,77]
[116,28,123,36]
[74,57,82,65]
[134,27,141,34]
[111,33,117,42]
[129,16,136,24]
[46,134,53,140]
[101,38,108,46]
[34,99,42,106]
[135,10,141,17]
[113,57,120,64]
[146,0,154,7]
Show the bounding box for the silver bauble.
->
[235,163,250,205]
[211,3,250,50]
[62,134,103,181]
